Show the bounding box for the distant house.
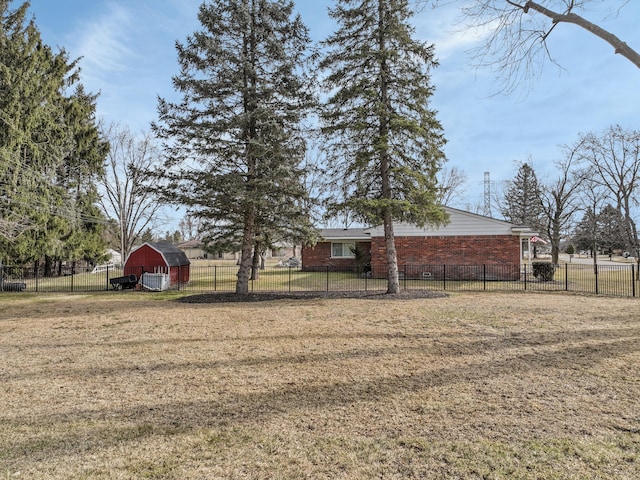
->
[178,239,299,262]
[124,242,190,286]
[302,206,537,280]
[177,239,207,260]
[105,248,122,266]
[91,249,122,273]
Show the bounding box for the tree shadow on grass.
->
[4,327,639,465]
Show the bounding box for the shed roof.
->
[132,242,191,267]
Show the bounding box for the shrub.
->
[532,261,555,281]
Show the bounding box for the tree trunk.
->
[236,207,256,294]
[251,248,261,281]
[377,0,399,294]
[44,255,53,277]
[384,209,400,294]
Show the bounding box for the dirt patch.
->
[177,289,448,303]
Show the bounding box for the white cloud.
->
[413,3,496,60]
[70,2,136,82]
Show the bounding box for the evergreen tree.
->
[574,204,627,256]
[0,1,68,259]
[140,228,154,244]
[597,204,627,252]
[501,163,544,226]
[153,0,316,294]
[320,0,447,294]
[0,2,108,266]
[501,163,544,257]
[49,86,109,270]
[572,208,599,256]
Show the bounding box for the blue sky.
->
[19,0,640,224]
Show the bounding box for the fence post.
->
[595,264,599,295]
[288,266,292,292]
[106,264,110,291]
[523,264,527,291]
[214,266,217,291]
[483,264,486,290]
[403,265,407,291]
[326,266,329,292]
[632,264,636,298]
[565,264,568,291]
[443,265,446,291]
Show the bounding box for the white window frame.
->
[331,242,356,258]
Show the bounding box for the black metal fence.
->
[1,262,639,298]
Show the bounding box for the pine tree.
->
[0,2,108,265]
[501,163,544,226]
[574,204,627,255]
[597,204,627,252]
[153,0,316,294]
[55,86,110,266]
[320,0,447,294]
[501,162,545,258]
[0,1,67,255]
[572,208,599,256]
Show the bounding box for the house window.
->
[331,242,355,258]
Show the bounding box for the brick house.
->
[302,207,537,280]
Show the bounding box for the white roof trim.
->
[319,207,538,239]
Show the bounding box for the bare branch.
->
[524,1,640,68]
[457,0,639,94]
[97,124,165,261]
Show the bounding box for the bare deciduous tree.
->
[97,124,164,263]
[437,166,469,207]
[539,140,586,264]
[577,125,640,274]
[457,0,639,93]
[575,172,610,271]
[178,214,200,242]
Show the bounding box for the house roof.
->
[319,207,538,240]
[177,239,203,249]
[319,227,372,241]
[131,242,191,267]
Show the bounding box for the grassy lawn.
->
[1,291,639,479]
[9,258,639,297]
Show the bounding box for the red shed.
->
[124,242,190,286]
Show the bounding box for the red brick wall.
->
[302,241,370,271]
[303,235,520,272]
[370,235,520,268]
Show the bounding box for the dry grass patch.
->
[0,292,639,479]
